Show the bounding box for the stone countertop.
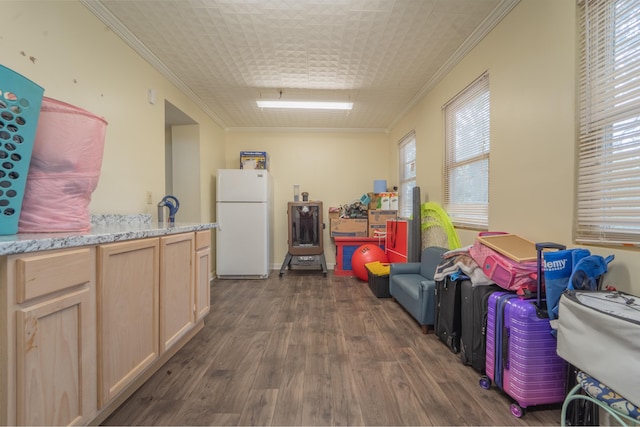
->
[0,221,217,256]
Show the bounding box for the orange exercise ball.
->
[351,244,388,281]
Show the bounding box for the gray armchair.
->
[389,246,448,334]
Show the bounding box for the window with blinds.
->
[398,131,416,218]
[443,73,490,229]
[576,0,640,245]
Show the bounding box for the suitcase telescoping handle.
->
[535,242,567,309]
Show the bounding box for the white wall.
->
[390,0,639,294]
[171,125,201,222]
[225,130,391,270]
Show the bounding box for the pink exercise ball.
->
[351,244,388,281]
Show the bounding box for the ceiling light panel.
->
[257,100,353,110]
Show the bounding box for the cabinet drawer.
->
[195,229,211,250]
[15,248,92,303]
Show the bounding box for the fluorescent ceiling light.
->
[256,100,353,110]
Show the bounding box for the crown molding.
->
[81,0,227,128]
[388,0,521,130]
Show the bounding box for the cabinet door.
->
[97,239,159,408]
[16,287,93,426]
[195,246,211,321]
[160,233,194,352]
[195,230,211,322]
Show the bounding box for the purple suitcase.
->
[480,243,568,418]
[481,292,567,417]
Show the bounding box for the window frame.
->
[576,0,640,245]
[398,131,416,219]
[443,73,490,229]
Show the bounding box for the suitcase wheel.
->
[479,376,491,390]
[510,403,524,418]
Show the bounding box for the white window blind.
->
[577,0,640,244]
[444,73,490,229]
[398,131,416,218]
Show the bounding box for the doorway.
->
[164,100,201,223]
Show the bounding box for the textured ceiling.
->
[84,0,518,130]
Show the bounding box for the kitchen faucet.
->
[157,195,180,224]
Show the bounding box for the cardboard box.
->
[389,193,399,210]
[368,192,398,209]
[328,208,340,221]
[240,151,269,170]
[367,192,380,210]
[368,210,397,237]
[330,218,368,237]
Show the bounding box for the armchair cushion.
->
[420,249,445,280]
[389,246,448,332]
[390,262,421,275]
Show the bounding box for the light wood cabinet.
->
[160,233,195,352]
[195,230,211,322]
[97,239,159,408]
[1,247,96,426]
[1,228,212,426]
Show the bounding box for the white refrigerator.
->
[216,169,273,278]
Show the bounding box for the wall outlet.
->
[146,191,153,204]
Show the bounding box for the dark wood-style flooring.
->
[102,270,562,426]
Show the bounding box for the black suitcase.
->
[434,275,462,353]
[564,363,599,426]
[459,280,501,372]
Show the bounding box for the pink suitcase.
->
[469,238,538,293]
[480,291,567,417]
